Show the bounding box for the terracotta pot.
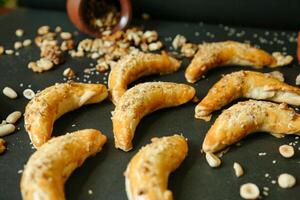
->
[66,0,132,38]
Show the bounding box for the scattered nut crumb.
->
[233,162,244,177]
[23,39,32,47]
[55,26,62,33]
[240,183,260,199]
[181,43,198,58]
[63,67,75,78]
[205,152,221,168]
[88,189,93,195]
[3,87,18,99]
[15,29,24,37]
[172,34,187,50]
[0,46,4,55]
[278,173,296,188]
[60,32,72,40]
[5,49,14,55]
[279,144,294,158]
[14,41,22,50]
[23,88,35,100]
[37,25,50,35]
[148,41,163,51]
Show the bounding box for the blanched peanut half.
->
[3,87,18,99]
[240,183,260,199]
[6,111,22,124]
[0,124,16,137]
[233,162,244,177]
[205,152,221,168]
[279,145,294,158]
[0,138,6,154]
[278,173,296,188]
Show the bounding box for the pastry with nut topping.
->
[185,41,293,83]
[112,82,195,151]
[24,82,108,148]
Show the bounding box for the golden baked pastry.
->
[108,52,181,104]
[185,41,293,83]
[202,100,300,153]
[20,129,107,200]
[24,82,108,148]
[195,70,300,120]
[112,82,195,151]
[124,134,188,200]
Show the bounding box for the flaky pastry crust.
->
[24,82,108,148]
[112,82,195,151]
[195,70,300,120]
[108,52,181,104]
[124,134,188,200]
[185,41,293,83]
[203,100,300,153]
[20,129,107,200]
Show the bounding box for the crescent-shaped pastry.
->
[185,41,293,83]
[112,82,195,151]
[24,82,108,148]
[195,70,300,120]
[20,129,107,200]
[124,134,188,200]
[202,100,300,153]
[108,52,181,104]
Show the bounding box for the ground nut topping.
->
[0,46,4,55]
[5,49,14,55]
[205,152,221,168]
[37,25,50,35]
[23,39,32,47]
[3,87,18,99]
[14,41,23,50]
[6,111,22,124]
[23,89,35,100]
[0,124,16,137]
[279,144,294,158]
[148,41,163,51]
[15,29,24,37]
[63,67,76,78]
[240,183,260,199]
[60,32,72,40]
[278,173,296,188]
[181,43,198,58]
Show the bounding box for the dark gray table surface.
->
[0,9,299,200]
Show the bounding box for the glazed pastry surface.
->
[125,134,188,200]
[109,52,181,104]
[195,70,300,120]
[20,129,107,200]
[203,100,300,153]
[112,82,195,151]
[185,41,293,83]
[24,82,108,148]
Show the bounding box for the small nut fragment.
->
[272,52,293,67]
[0,138,6,154]
[63,67,75,78]
[14,41,22,50]
[205,152,221,168]
[15,29,24,37]
[23,89,35,100]
[240,183,260,199]
[278,173,296,188]
[6,111,22,124]
[60,32,72,40]
[36,58,54,71]
[172,34,187,50]
[148,41,163,51]
[279,144,294,158]
[37,25,50,35]
[296,74,300,86]
[3,87,18,99]
[5,49,14,55]
[0,124,16,137]
[0,46,4,55]
[233,162,244,177]
[23,39,32,47]
[181,43,198,58]
[55,26,62,33]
